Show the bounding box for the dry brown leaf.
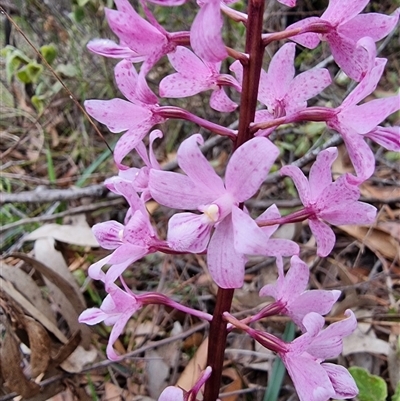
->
[0,261,57,325]
[221,368,243,401]
[176,337,208,391]
[24,317,52,376]
[52,331,82,366]
[0,278,69,343]
[145,349,170,398]
[0,329,41,398]
[24,216,99,248]
[360,183,400,202]
[338,225,400,260]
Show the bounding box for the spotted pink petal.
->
[210,87,238,112]
[268,43,296,99]
[338,11,400,42]
[286,68,331,114]
[207,217,247,289]
[107,311,132,360]
[168,46,210,78]
[177,134,225,195]
[320,201,376,226]
[321,0,369,25]
[285,17,321,49]
[340,96,400,135]
[280,165,311,206]
[366,126,400,151]
[277,0,296,7]
[84,99,152,133]
[159,74,211,98]
[225,137,279,202]
[79,307,108,325]
[308,147,337,201]
[308,218,336,257]
[190,0,228,63]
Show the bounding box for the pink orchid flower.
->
[160,46,240,112]
[85,60,165,168]
[231,43,331,136]
[106,130,163,202]
[89,180,166,286]
[87,0,182,67]
[227,310,358,401]
[286,1,399,81]
[149,134,298,288]
[279,310,358,401]
[257,256,341,329]
[280,147,376,257]
[327,57,400,183]
[79,282,143,360]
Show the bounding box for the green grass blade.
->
[263,321,296,401]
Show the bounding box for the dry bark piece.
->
[24,316,52,377]
[1,329,41,398]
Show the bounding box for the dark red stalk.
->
[203,1,266,399]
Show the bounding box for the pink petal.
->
[105,246,148,284]
[308,147,337,201]
[167,212,213,252]
[286,18,321,49]
[322,363,358,399]
[281,353,335,401]
[149,170,217,209]
[207,217,247,288]
[316,171,360,212]
[289,290,341,328]
[262,238,300,257]
[280,165,311,206]
[106,311,132,360]
[87,39,142,60]
[366,126,400,151]
[210,87,238,112]
[321,201,376,225]
[158,387,185,401]
[168,46,210,78]
[226,137,279,202]
[79,308,107,325]
[257,68,276,108]
[190,0,228,63]
[321,0,369,25]
[340,126,376,182]
[342,57,385,107]
[84,99,152,133]
[177,134,225,196]
[282,255,310,299]
[327,31,371,81]
[338,12,400,42]
[105,5,165,55]
[286,68,331,114]
[268,43,296,99]
[232,206,271,255]
[88,254,112,280]
[113,125,153,168]
[92,221,123,249]
[147,0,187,5]
[277,0,296,7]
[308,218,336,257]
[341,96,400,135]
[229,60,243,85]
[308,310,357,360]
[159,74,211,97]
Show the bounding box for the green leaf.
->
[56,63,78,78]
[40,44,57,65]
[16,62,43,84]
[31,95,45,114]
[348,366,387,401]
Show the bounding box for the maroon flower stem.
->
[203,1,266,400]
